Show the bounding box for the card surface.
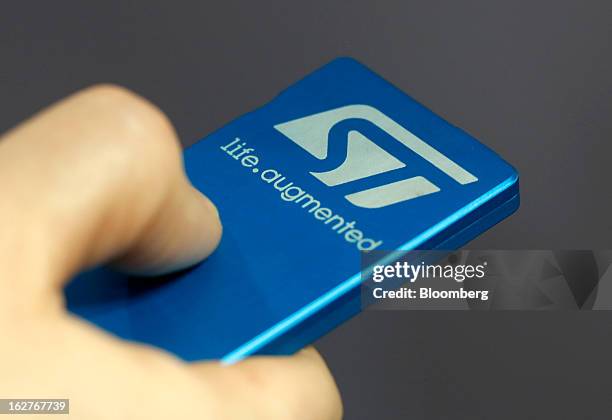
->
[66,58,519,362]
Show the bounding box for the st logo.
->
[274,105,478,208]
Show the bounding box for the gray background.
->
[1,1,611,418]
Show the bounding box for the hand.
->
[0,85,342,420]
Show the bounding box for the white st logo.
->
[274,105,478,208]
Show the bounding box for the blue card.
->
[66,58,519,362]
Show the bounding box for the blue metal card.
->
[66,58,519,362]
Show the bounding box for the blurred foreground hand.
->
[0,85,342,420]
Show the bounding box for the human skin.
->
[0,85,342,420]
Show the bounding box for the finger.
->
[191,348,343,420]
[0,84,222,303]
[3,314,340,420]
